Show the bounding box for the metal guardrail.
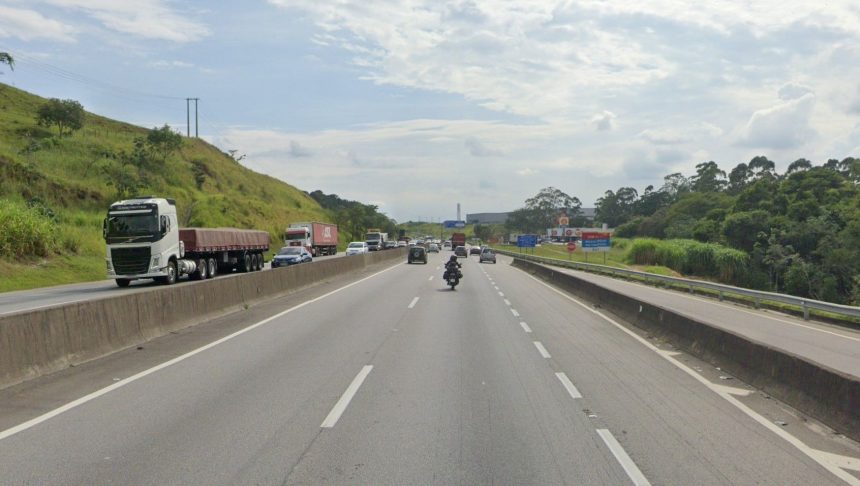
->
[495,248,860,321]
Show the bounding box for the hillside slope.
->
[0,84,331,291]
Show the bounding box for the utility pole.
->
[186,97,199,138]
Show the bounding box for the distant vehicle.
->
[383,241,398,250]
[366,229,388,251]
[428,243,439,253]
[397,241,407,247]
[443,241,452,250]
[408,246,428,264]
[346,241,369,255]
[104,197,269,287]
[451,232,466,248]
[454,246,467,258]
[479,248,496,264]
[469,246,481,256]
[272,247,312,267]
[285,222,338,256]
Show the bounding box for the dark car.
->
[454,246,467,258]
[272,247,312,268]
[408,246,428,264]
[469,246,481,255]
[479,247,496,264]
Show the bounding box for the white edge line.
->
[408,296,420,309]
[321,365,373,428]
[597,429,651,486]
[511,309,520,317]
[0,263,402,443]
[555,372,582,399]
[526,272,860,485]
[520,322,532,333]
[533,341,551,359]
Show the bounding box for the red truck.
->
[451,232,466,249]
[285,222,338,256]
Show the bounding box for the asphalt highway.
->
[0,252,345,317]
[0,252,858,485]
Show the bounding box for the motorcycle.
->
[443,262,462,290]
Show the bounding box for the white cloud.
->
[0,6,75,42]
[739,93,816,149]
[591,111,617,131]
[288,140,312,157]
[516,168,537,176]
[465,137,502,157]
[639,123,724,145]
[148,60,195,69]
[778,82,814,101]
[37,0,209,42]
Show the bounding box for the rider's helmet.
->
[449,255,457,262]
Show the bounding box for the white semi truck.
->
[104,197,270,287]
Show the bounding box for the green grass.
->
[0,84,335,291]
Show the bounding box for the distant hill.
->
[0,84,331,291]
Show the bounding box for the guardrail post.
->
[802,301,809,320]
[688,284,694,294]
[718,291,724,301]
[754,297,760,309]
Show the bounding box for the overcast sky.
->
[4,1,860,221]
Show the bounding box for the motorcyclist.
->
[444,255,462,280]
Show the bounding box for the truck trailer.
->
[285,222,338,256]
[104,197,270,287]
[451,232,467,248]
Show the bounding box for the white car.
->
[346,241,369,255]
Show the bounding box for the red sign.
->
[580,232,611,240]
[567,241,576,252]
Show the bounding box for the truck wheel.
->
[115,279,131,288]
[198,258,208,279]
[163,261,177,285]
[207,258,218,278]
[253,253,262,271]
[242,253,252,273]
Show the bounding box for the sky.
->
[3,1,860,222]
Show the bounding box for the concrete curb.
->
[0,249,406,390]
[512,257,860,443]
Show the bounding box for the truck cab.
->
[104,197,181,286]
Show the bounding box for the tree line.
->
[307,190,398,242]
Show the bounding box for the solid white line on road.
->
[533,341,551,359]
[526,273,860,485]
[597,429,651,486]
[520,322,532,333]
[555,372,582,399]
[321,365,373,428]
[428,276,434,281]
[504,299,512,306]
[0,263,403,443]
[511,309,520,317]
[408,297,420,309]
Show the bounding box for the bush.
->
[627,238,659,265]
[0,199,56,258]
[625,237,748,284]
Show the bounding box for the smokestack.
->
[457,203,461,221]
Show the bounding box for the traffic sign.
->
[580,232,611,252]
[517,234,538,248]
[567,241,576,252]
[443,220,466,229]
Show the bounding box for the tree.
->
[595,187,638,227]
[505,207,542,234]
[661,173,691,198]
[146,124,183,164]
[523,187,581,230]
[474,224,492,242]
[786,158,812,175]
[727,163,752,195]
[690,161,726,193]
[0,52,13,72]
[748,155,776,180]
[36,98,85,136]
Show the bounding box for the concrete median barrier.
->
[512,257,860,443]
[0,248,406,390]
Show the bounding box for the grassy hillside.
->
[0,84,332,291]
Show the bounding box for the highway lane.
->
[0,252,347,317]
[535,257,860,378]
[0,251,857,484]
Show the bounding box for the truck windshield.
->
[285,232,306,241]
[278,248,302,255]
[366,233,381,241]
[106,213,158,238]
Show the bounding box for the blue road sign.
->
[517,234,538,248]
[443,220,466,229]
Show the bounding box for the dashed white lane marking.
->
[526,273,860,485]
[533,341,551,359]
[436,266,440,270]
[498,291,504,296]
[555,372,582,399]
[0,263,403,443]
[520,322,532,333]
[504,299,512,306]
[408,297,420,309]
[597,429,651,486]
[511,309,520,317]
[428,276,434,281]
[321,365,373,428]
[495,286,500,291]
